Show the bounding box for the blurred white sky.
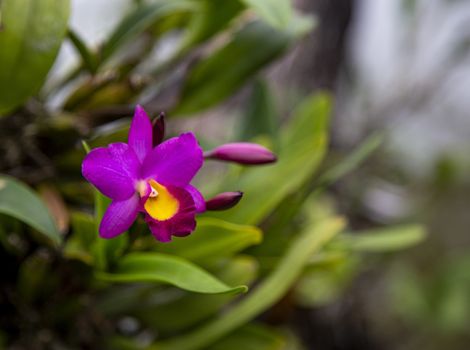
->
[50,0,130,81]
[341,0,470,178]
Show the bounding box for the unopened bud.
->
[152,112,165,146]
[204,143,276,165]
[205,191,243,211]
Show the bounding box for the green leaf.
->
[96,252,248,295]
[92,191,128,270]
[181,0,244,49]
[173,20,294,115]
[287,12,316,37]
[241,0,292,29]
[63,211,96,264]
[391,258,470,332]
[242,0,315,36]
[213,92,331,225]
[17,250,52,303]
[343,224,426,252]
[250,193,336,262]
[0,175,61,247]
[296,255,360,307]
[105,336,142,350]
[154,217,262,264]
[239,79,279,142]
[316,132,383,189]
[154,216,345,350]
[136,256,258,333]
[389,264,431,325]
[0,0,70,114]
[207,324,286,350]
[67,29,98,73]
[100,1,194,64]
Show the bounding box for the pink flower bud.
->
[204,142,276,165]
[205,191,243,211]
[152,112,165,146]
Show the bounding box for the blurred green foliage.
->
[0,0,70,114]
[0,0,426,348]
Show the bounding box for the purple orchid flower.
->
[82,106,205,242]
[82,106,276,243]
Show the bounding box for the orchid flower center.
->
[143,180,179,221]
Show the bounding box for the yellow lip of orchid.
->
[144,180,179,221]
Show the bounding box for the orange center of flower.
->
[143,180,179,221]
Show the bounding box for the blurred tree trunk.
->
[282,0,356,92]
[305,0,354,90]
[276,2,385,350]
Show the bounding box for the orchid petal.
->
[147,220,172,242]
[99,194,140,238]
[128,105,153,163]
[147,213,196,242]
[141,132,203,187]
[82,143,139,200]
[171,212,196,237]
[145,185,197,242]
[185,185,206,213]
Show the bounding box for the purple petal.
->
[205,191,243,211]
[147,220,172,242]
[141,132,203,186]
[185,185,206,213]
[145,185,197,242]
[171,212,196,237]
[82,143,140,200]
[147,214,196,242]
[205,142,276,165]
[99,194,140,238]
[128,105,153,163]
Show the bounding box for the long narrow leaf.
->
[67,29,98,73]
[136,256,258,333]
[173,20,292,115]
[0,175,61,247]
[100,1,194,64]
[154,217,262,264]
[154,216,345,350]
[241,0,292,29]
[0,0,70,114]
[317,132,383,189]
[207,323,286,350]
[342,224,426,252]
[96,252,248,295]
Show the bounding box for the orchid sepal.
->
[205,191,243,211]
[152,111,165,146]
